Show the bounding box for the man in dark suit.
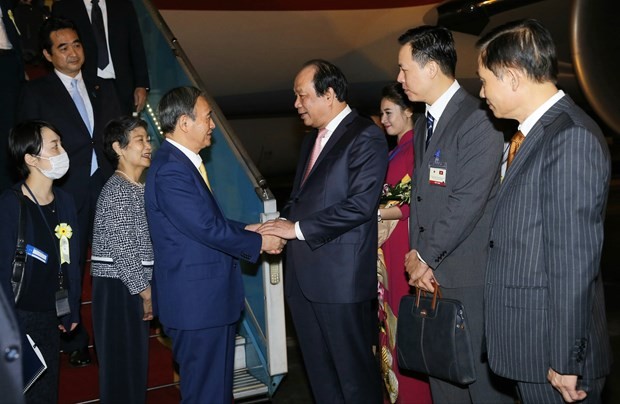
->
[259,60,387,403]
[478,19,612,403]
[145,86,284,403]
[0,0,25,190]
[398,26,514,403]
[17,17,114,366]
[52,0,149,115]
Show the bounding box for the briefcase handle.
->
[414,286,443,310]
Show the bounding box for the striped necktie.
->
[425,113,435,150]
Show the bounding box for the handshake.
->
[246,219,297,255]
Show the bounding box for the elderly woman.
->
[0,120,81,403]
[91,117,154,404]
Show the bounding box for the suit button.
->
[417,196,422,202]
[294,198,299,202]
[419,227,424,232]
[4,346,19,362]
[489,240,494,248]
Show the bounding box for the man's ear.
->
[506,68,522,91]
[427,60,439,79]
[325,87,336,103]
[177,114,190,133]
[43,49,52,63]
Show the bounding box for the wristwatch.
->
[377,209,382,222]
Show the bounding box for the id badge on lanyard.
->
[429,149,447,187]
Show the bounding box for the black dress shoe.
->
[69,348,92,367]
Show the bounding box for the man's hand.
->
[547,368,587,403]
[134,87,148,113]
[261,234,286,254]
[245,223,261,232]
[404,249,437,291]
[258,219,297,240]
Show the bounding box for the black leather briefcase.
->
[396,287,476,385]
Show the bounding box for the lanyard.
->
[388,139,413,162]
[22,183,65,289]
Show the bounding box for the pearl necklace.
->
[115,170,143,186]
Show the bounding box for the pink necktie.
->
[302,128,328,184]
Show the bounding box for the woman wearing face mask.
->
[90,117,154,404]
[377,83,432,404]
[0,120,81,403]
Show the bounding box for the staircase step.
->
[233,369,269,400]
[235,334,246,370]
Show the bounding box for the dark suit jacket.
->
[52,0,150,114]
[0,0,25,189]
[0,0,23,72]
[0,185,82,329]
[145,140,262,330]
[409,87,503,288]
[485,94,612,382]
[0,0,24,65]
[282,110,388,303]
[17,72,112,211]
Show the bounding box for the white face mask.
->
[38,152,70,179]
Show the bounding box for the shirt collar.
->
[166,138,203,169]
[519,90,565,136]
[55,70,84,91]
[324,105,352,134]
[426,80,460,124]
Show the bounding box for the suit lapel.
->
[494,95,572,213]
[421,88,467,168]
[298,110,357,189]
[163,141,218,203]
[48,74,92,137]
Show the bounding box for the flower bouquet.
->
[380,174,411,208]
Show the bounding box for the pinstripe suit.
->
[410,87,514,402]
[485,95,612,398]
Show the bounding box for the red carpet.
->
[58,265,180,403]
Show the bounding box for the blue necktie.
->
[71,79,98,175]
[425,113,435,150]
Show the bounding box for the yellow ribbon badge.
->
[7,10,20,36]
[54,223,73,264]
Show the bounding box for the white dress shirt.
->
[82,0,116,79]
[55,70,95,131]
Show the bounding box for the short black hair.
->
[40,17,78,54]
[398,25,457,78]
[158,86,205,134]
[302,59,348,102]
[381,82,415,112]
[103,117,149,168]
[476,19,557,83]
[9,120,63,179]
